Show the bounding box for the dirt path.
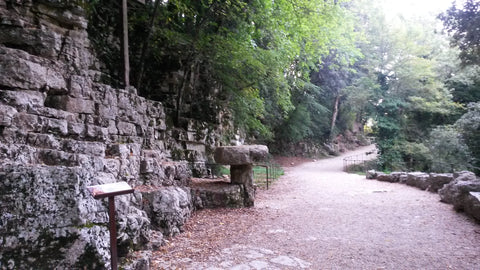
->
[152,145,480,269]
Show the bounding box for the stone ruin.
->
[0,1,259,269]
[189,145,269,209]
[214,145,269,207]
[367,170,480,222]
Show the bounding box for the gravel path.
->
[153,145,480,269]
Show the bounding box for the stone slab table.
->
[214,145,269,207]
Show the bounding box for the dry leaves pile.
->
[151,208,261,269]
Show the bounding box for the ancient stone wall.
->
[0,1,226,268]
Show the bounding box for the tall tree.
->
[440,0,480,66]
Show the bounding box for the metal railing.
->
[343,149,378,172]
[253,162,282,189]
[190,161,282,190]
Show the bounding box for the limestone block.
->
[439,171,480,210]
[146,101,165,119]
[366,170,377,179]
[464,192,480,221]
[156,118,167,131]
[140,158,156,174]
[77,155,105,173]
[38,149,79,166]
[33,2,88,30]
[231,164,255,207]
[27,105,75,120]
[107,143,141,159]
[13,112,41,132]
[377,174,398,183]
[117,121,137,136]
[45,95,94,114]
[427,173,454,193]
[42,116,68,135]
[191,182,244,209]
[115,194,151,252]
[67,122,85,136]
[406,172,430,190]
[0,26,61,59]
[61,140,106,157]
[26,133,60,149]
[97,104,118,120]
[68,75,91,98]
[0,164,110,268]
[174,162,191,186]
[0,141,38,163]
[106,120,118,135]
[142,187,193,237]
[118,90,134,110]
[399,174,408,183]
[214,145,269,165]
[0,90,46,109]
[103,158,121,176]
[0,104,18,126]
[85,124,108,141]
[119,156,141,182]
[0,50,66,91]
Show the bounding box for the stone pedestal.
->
[214,145,269,207]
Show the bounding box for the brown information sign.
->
[87,181,134,199]
[86,181,134,270]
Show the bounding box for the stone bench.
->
[214,145,269,207]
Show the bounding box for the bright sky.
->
[380,0,457,19]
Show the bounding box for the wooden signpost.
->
[87,182,134,270]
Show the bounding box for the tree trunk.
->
[330,94,341,140]
[135,0,161,89]
[122,0,130,88]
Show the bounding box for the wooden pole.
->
[122,0,130,88]
[108,196,118,270]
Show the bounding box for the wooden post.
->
[87,182,134,270]
[122,0,130,88]
[108,197,118,270]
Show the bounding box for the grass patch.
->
[253,164,284,188]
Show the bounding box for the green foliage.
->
[445,65,480,104]
[85,0,479,171]
[232,87,272,140]
[426,125,472,172]
[279,105,312,143]
[455,102,480,172]
[400,142,432,172]
[440,0,480,66]
[355,8,462,171]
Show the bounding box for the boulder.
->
[438,171,480,211]
[464,192,480,221]
[376,172,406,183]
[191,181,245,209]
[366,170,377,179]
[0,164,111,269]
[142,187,193,237]
[406,172,430,190]
[427,173,454,193]
[377,173,396,182]
[115,193,151,256]
[398,174,408,184]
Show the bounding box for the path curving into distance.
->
[153,145,480,269]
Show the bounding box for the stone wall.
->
[0,1,226,268]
